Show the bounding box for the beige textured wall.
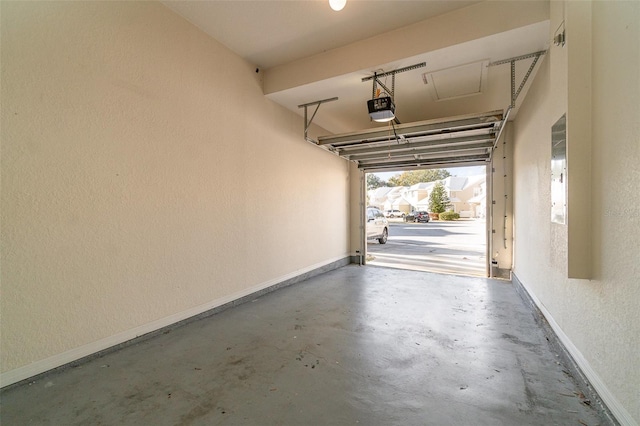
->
[1,1,349,380]
[512,1,640,424]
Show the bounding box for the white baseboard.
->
[514,273,637,426]
[0,255,350,388]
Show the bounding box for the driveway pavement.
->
[367,219,487,276]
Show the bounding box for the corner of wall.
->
[512,273,637,426]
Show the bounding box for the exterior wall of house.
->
[447,175,486,217]
[512,1,640,423]
[1,2,350,384]
[405,187,429,210]
[464,176,483,217]
[476,182,487,218]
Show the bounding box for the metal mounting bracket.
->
[361,62,426,102]
[489,50,546,108]
[362,62,426,124]
[297,97,338,144]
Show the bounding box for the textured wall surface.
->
[1,1,349,378]
[512,1,640,423]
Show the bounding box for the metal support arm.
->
[362,62,426,102]
[489,50,546,108]
[362,62,426,125]
[298,97,339,143]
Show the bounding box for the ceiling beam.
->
[264,1,549,95]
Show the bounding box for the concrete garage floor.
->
[1,266,608,425]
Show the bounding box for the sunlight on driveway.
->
[367,219,487,277]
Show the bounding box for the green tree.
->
[366,174,387,190]
[428,181,450,214]
[387,169,450,187]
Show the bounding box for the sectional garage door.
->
[317,110,505,172]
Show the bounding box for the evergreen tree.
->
[428,181,450,214]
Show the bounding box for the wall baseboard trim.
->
[512,272,635,426]
[1,255,351,390]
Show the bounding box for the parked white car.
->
[366,207,388,244]
[384,209,405,218]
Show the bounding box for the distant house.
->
[444,175,485,218]
[405,182,434,211]
[369,175,486,217]
[367,186,394,209]
[466,179,487,218]
[386,195,412,213]
[382,187,410,214]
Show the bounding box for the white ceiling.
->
[162,0,482,69]
[162,0,550,136]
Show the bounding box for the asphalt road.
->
[367,219,487,276]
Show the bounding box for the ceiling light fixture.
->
[329,0,346,12]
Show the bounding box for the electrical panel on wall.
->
[551,115,567,224]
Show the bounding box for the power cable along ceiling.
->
[317,110,505,172]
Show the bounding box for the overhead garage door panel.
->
[317,110,504,172]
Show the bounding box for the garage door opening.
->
[317,111,505,277]
[365,166,488,277]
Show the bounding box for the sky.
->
[372,165,486,181]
